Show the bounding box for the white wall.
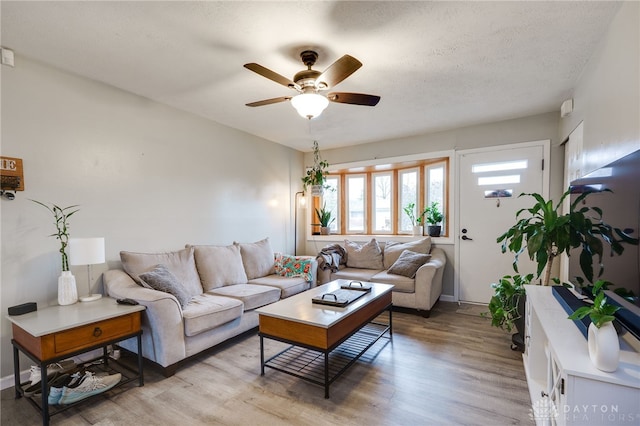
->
[0,56,303,378]
[560,1,640,172]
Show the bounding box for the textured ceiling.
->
[1,1,621,151]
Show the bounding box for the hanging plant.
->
[301,140,330,196]
[31,200,80,271]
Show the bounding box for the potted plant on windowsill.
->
[485,188,638,351]
[425,201,444,237]
[313,203,335,235]
[403,202,428,236]
[301,140,330,197]
[31,200,81,306]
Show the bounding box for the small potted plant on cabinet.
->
[314,203,335,235]
[425,201,444,237]
[568,280,621,372]
[301,140,330,197]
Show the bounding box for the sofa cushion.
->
[237,238,275,280]
[387,250,432,278]
[344,239,383,269]
[138,264,193,308]
[274,254,314,283]
[208,284,280,311]
[332,267,383,282]
[383,237,432,269]
[249,275,310,299]
[182,294,244,337]
[120,247,203,298]
[190,244,248,291]
[371,270,416,293]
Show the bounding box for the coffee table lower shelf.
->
[260,316,392,398]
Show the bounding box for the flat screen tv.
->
[568,149,640,299]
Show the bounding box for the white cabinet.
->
[523,285,640,426]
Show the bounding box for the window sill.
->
[305,234,454,246]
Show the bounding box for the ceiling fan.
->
[244,50,380,119]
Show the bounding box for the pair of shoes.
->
[26,360,76,385]
[57,371,121,405]
[23,360,76,396]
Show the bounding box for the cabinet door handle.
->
[93,327,103,338]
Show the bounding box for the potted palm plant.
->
[301,140,330,197]
[425,201,444,237]
[314,203,335,235]
[486,188,638,351]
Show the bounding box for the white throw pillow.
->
[344,239,384,270]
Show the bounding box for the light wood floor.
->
[1,302,534,425]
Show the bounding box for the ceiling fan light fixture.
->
[291,93,329,119]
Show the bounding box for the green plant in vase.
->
[313,203,335,235]
[31,200,80,305]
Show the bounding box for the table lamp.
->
[69,237,105,302]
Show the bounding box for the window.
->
[426,162,446,228]
[314,156,450,237]
[323,176,339,233]
[346,175,366,233]
[373,172,392,233]
[398,168,418,233]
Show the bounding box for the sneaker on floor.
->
[27,360,76,386]
[58,372,121,405]
[47,373,83,405]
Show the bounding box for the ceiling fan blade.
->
[316,55,362,89]
[244,63,300,90]
[246,97,291,107]
[328,92,380,106]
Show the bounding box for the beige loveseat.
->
[104,238,316,376]
[317,237,445,317]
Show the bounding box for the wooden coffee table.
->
[256,279,393,398]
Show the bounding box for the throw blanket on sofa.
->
[316,244,347,272]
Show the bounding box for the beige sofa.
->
[317,237,445,317]
[104,238,316,376]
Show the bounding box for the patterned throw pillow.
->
[274,254,314,282]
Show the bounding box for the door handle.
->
[461,235,473,241]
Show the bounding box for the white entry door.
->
[457,142,547,303]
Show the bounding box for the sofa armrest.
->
[413,247,447,310]
[103,269,187,367]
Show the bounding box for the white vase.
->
[311,185,324,197]
[412,225,423,236]
[588,322,619,372]
[58,271,78,305]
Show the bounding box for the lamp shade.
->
[291,93,329,119]
[69,237,105,266]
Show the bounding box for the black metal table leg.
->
[136,334,144,386]
[324,352,329,399]
[13,345,21,399]
[40,363,49,426]
[260,335,265,376]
